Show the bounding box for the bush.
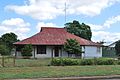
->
[80,59,94,65]
[0,45,9,55]
[94,58,115,65]
[51,58,62,66]
[51,58,79,66]
[21,44,33,58]
[51,58,116,66]
[62,58,79,65]
[116,60,120,65]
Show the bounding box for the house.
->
[14,27,102,58]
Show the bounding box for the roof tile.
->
[14,27,100,46]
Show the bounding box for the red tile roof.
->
[14,27,100,46]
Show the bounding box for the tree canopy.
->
[64,39,82,56]
[0,32,19,52]
[115,40,120,57]
[65,20,92,40]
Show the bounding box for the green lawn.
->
[0,58,51,67]
[15,58,51,67]
[1,58,120,79]
[0,65,120,79]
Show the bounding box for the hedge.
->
[51,58,117,66]
[51,58,79,66]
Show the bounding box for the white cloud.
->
[88,15,120,31]
[6,0,120,20]
[88,24,104,31]
[1,18,30,27]
[92,31,120,44]
[90,15,120,44]
[36,22,58,32]
[103,15,120,28]
[0,18,30,40]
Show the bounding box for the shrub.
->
[80,59,94,65]
[95,58,115,65]
[21,44,33,58]
[62,58,79,65]
[51,58,62,66]
[116,60,120,65]
[0,45,9,55]
[51,58,116,66]
[51,58,79,66]
[70,59,79,65]
[61,58,71,65]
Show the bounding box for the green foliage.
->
[51,58,116,66]
[0,32,19,52]
[51,58,79,66]
[64,39,82,56]
[51,58,62,66]
[62,58,79,65]
[117,60,120,65]
[21,44,33,58]
[115,40,120,57]
[0,45,9,55]
[80,59,94,65]
[65,20,92,40]
[94,58,115,65]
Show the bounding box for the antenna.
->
[65,2,67,23]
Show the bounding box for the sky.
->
[0,0,120,45]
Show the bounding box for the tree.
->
[64,39,82,57]
[0,32,19,52]
[115,40,120,59]
[21,44,33,58]
[0,45,9,55]
[65,20,92,40]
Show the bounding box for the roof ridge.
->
[41,27,64,29]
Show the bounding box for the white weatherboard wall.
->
[16,45,102,58]
[83,46,102,58]
[35,46,66,58]
[16,46,52,58]
[35,46,52,58]
[34,46,69,58]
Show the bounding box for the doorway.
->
[54,47,59,57]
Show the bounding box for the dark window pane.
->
[37,46,46,54]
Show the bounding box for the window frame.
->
[37,45,46,54]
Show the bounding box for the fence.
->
[0,56,15,67]
[102,47,117,58]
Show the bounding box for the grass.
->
[0,57,51,67]
[0,58,120,79]
[15,58,51,67]
[0,65,120,79]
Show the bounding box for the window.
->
[37,46,46,54]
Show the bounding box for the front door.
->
[54,47,59,57]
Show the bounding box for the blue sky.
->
[0,0,120,45]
